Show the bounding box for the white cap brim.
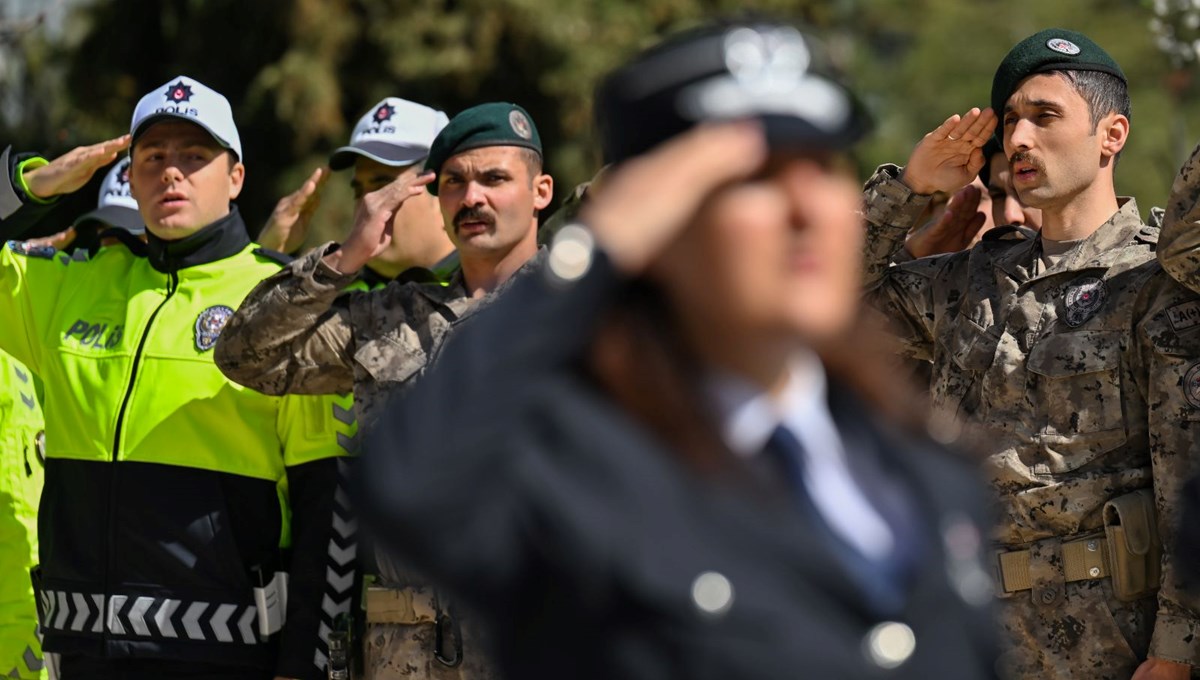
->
[329,141,428,171]
[74,205,145,234]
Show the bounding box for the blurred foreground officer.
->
[357,21,998,680]
[0,76,348,680]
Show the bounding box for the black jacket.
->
[359,250,999,679]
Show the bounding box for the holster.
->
[1102,489,1162,602]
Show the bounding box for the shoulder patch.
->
[7,240,57,260]
[252,247,294,267]
[1148,206,1165,230]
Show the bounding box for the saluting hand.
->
[22,134,131,200]
[326,169,435,275]
[904,183,989,259]
[581,121,767,274]
[899,108,996,197]
[258,167,328,254]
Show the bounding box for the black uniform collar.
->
[145,206,250,273]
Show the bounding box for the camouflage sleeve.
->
[1133,275,1200,667]
[1159,142,1200,295]
[861,164,945,362]
[215,242,359,396]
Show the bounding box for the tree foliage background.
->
[0,0,1198,245]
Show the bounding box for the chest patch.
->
[1167,300,1200,333]
[1063,277,1107,327]
[194,305,234,352]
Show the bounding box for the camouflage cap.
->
[425,102,542,195]
[991,29,1125,120]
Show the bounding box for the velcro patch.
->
[1167,300,1200,333]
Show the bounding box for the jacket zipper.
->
[103,270,178,644]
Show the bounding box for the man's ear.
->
[1099,113,1129,160]
[228,158,246,200]
[533,173,554,211]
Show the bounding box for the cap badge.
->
[724,26,811,92]
[194,304,234,352]
[374,102,396,122]
[1046,38,1081,56]
[1063,277,1107,327]
[509,110,533,140]
[165,80,195,103]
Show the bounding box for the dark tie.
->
[761,424,911,615]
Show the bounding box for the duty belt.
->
[994,533,1110,595]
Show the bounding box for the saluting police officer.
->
[0,76,350,680]
[257,97,457,284]
[862,29,1200,679]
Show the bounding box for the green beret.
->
[991,29,1125,120]
[425,102,542,195]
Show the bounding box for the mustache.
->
[453,207,496,228]
[1008,151,1045,173]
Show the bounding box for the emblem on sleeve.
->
[1063,277,1107,327]
[1185,363,1200,410]
[194,305,234,352]
[6,240,56,260]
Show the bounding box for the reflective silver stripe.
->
[106,595,127,635]
[154,599,180,638]
[23,645,42,672]
[127,597,154,636]
[53,592,69,631]
[69,594,88,632]
[89,595,103,633]
[331,404,354,425]
[237,606,257,645]
[38,590,260,644]
[210,604,237,643]
[181,602,208,641]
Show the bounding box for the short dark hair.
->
[1059,70,1131,129]
[519,147,543,178]
[1058,70,1129,164]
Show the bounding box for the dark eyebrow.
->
[1007,98,1064,113]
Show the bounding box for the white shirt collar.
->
[706,349,828,458]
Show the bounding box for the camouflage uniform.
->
[862,164,1200,677]
[215,242,540,680]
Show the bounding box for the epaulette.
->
[7,240,57,260]
[981,224,1038,242]
[252,247,294,266]
[1148,206,1165,230]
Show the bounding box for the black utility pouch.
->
[1103,489,1162,602]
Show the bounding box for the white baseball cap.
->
[130,75,243,160]
[73,157,144,234]
[329,97,449,170]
